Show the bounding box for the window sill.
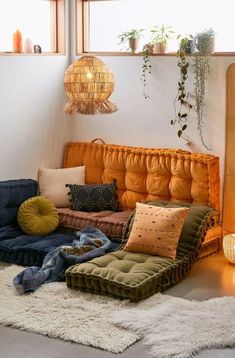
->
[77,51,235,57]
[0,52,66,56]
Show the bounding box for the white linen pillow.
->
[38,166,85,207]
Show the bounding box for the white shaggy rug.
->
[110,293,235,357]
[0,265,235,357]
[0,265,139,353]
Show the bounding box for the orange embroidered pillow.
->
[124,202,189,259]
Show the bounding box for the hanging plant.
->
[172,37,193,140]
[193,28,215,149]
[141,42,153,99]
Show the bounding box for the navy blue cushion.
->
[0,225,119,267]
[0,179,38,227]
[0,225,77,266]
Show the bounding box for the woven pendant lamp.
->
[64,56,118,115]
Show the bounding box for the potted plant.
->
[192,28,215,149]
[178,34,195,55]
[118,29,144,53]
[195,28,215,56]
[150,24,175,53]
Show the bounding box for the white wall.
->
[0,0,74,180]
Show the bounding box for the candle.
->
[13,29,23,53]
[24,38,33,53]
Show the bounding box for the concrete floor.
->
[0,252,235,358]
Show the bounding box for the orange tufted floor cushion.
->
[63,142,220,211]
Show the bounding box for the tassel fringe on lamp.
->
[64,56,118,115]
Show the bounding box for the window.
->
[78,0,235,54]
[0,0,65,54]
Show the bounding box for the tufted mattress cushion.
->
[66,201,218,301]
[57,208,131,240]
[66,250,190,302]
[0,225,77,266]
[63,142,220,211]
[0,179,38,227]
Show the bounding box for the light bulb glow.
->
[87,72,93,80]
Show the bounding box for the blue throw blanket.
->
[13,226,113,294]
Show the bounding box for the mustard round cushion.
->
[17,196,59,235]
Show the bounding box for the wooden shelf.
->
[0,52,65,56]
[77,52,235,57]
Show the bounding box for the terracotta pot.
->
[128,38,140,53]
[153,42,167,54]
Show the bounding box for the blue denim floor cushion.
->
[0,179,38,226]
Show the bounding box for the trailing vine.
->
[192,29,214,150]
[141,43,153,99]
[193,54,211,149]
[172,44,193,141]
[172,31,214,150]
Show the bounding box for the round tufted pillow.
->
[17,196,59,235]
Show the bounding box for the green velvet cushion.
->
[66,250,189,302]
[17,196,59,235]
[66,201,217,302]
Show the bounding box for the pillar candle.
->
[13,29,23,53]
[24,38,33,53]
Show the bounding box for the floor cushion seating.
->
[66,201,216,302]
[0,225,77,266]
[66,251,188,302]
[0,179,77,266]
[61,142,222,255]
[0,179,38,227]
[63,142,220,211]
[0,225,119,267]
[57,208,131,240]
[0,140,222,268]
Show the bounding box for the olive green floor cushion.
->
[66,250,192,302]
[17,196,59,235]
[66,201,217,302]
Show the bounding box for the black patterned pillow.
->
[66,181,118,212]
